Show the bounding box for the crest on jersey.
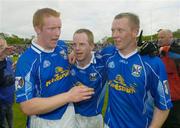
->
[15,77,24,90]
[59,49,67,59]
[89,72,97,81]
[131,64,142,77]
[163,80,169,95]
[43,60,51,68]
[108,61,115,69]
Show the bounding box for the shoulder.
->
[141,55,165,72]
[141,55,162,64]
[96,45,117,62]
[99,45,116,54]
[56,40,67,48]
[16,47,39,73]
[56,40,69,53]
[18,47,39,63]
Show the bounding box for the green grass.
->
[13,103,26,128]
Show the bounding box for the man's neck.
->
[119,46,137,56]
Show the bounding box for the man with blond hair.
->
[15,8,94,128]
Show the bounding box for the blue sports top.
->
[15,40,73,120]
[104,48,172,128]
[0,57,15,105]
[70,52,107,116]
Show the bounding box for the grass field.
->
[13,103,26,128]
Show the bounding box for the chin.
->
[77,58,83,62]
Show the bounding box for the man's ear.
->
[91,44,95,51]
[34,26,41,35]
[133,28,139,38]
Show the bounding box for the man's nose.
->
[54,28,61,36]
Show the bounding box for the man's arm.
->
[20,85,94,115]
[149,107,169,128]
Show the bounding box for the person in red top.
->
[158,29,180,128]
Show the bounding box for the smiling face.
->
[73,32,94,66]
[35,16,61,50]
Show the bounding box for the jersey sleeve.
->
[57,40,68,54]
[15,54,37,103]
[146,57,172,110]
[97,45,116,64]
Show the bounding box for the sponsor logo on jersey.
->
[15,77,24,90]
[131,64,142,77]
[108,61,115,69]
[89,72,97,81]
[59,49,67,59]
[46,66,69,87]
[43,60,51,68]
[109,75,136,94]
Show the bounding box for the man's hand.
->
[4,46,15,55]
[68,51,76,64]
[0,46,15,57]
[67,85,94,103]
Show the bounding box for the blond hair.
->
[73,29,94,46]
[33,8,60,29]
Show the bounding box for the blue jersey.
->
[70,52,107,116]
[15,40,73,120]
[0,57,15,105]
[104,49,172,128]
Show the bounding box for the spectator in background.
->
[15,8,94,128]
[158,29,180,128]
[0,37,15,128]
